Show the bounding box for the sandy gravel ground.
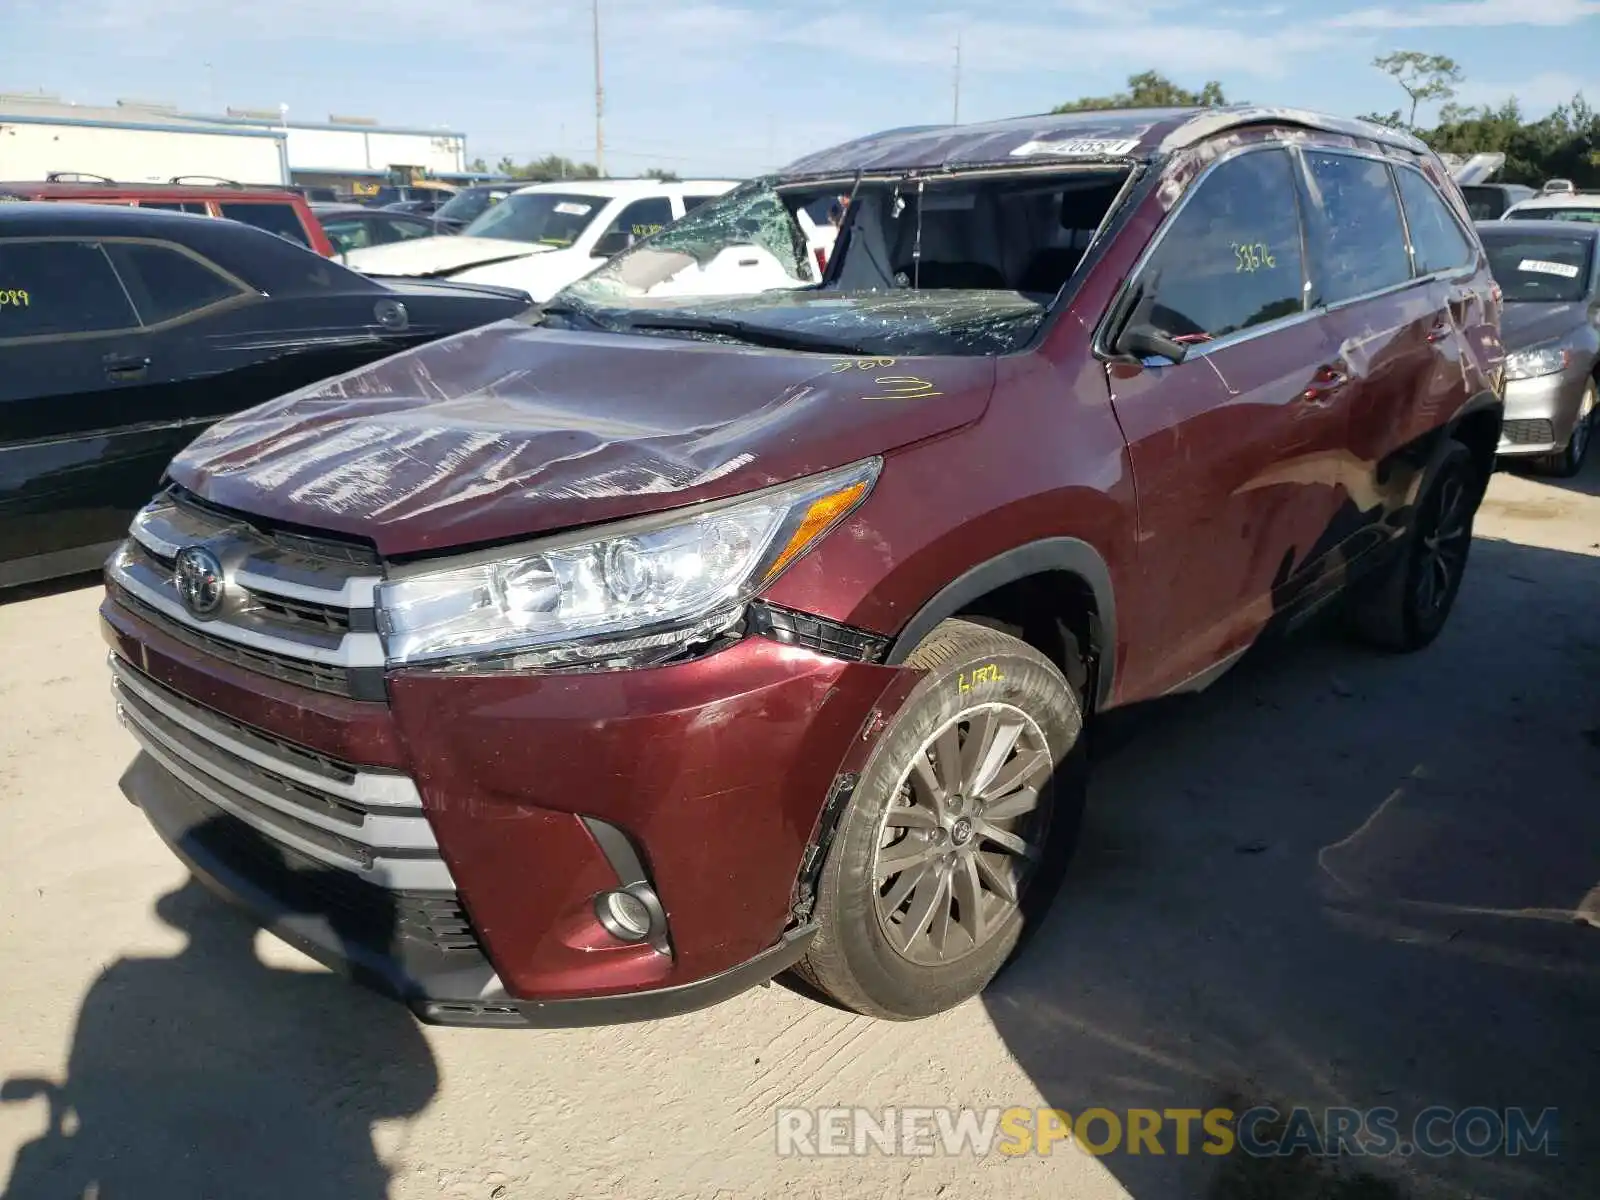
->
[1,462,1596,1200]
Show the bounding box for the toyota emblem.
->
[174,546,225,618]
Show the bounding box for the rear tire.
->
[1348,440,1481,652]
[797,619,1085,1020]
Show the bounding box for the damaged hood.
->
[1499,302,1583,351]
[343,235,552,278]
[169,321,996,557]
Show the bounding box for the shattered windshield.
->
[463,192,608,246]
[555,170,1128,357]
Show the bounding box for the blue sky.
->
[4,0,1597,177]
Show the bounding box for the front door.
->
[0,238,153,581]
[1107,146,1356,699]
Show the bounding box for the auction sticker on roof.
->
[554,202,593,216]
[1518,258,1580,278]
[1010,138,1141,158]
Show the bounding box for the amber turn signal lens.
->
[762,481,870,583]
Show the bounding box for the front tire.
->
[1348,440,1481,652]
[1540,377,1595,478]
[797,619,1085,1020]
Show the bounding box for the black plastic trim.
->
[580,815,650,886]
[746,601,889,663]
[886,537,1118,710]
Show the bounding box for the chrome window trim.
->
[1094,139,1473,364]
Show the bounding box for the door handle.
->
[103,355,151,382]
[1300,364,1348,406]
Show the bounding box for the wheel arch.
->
[1447,388,1504,490]
[884,537,1118,713]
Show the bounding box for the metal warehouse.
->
[0,93,476,188]
[0,95,288,184]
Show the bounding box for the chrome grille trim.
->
[110,656,418,810]
[111,493,388,677]
[111,657,454,891]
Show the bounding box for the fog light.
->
[595,887,656,943]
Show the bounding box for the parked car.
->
[429,184,515,234]
[1477,220,1599,475]
[102,106,1501,1028]
[341,178,741,301]
[0,203,532,588]
[313,203,439,259]
[352,182,458,214]
[1460,182,1536,220]
[1503,190,1600,225]
[0,177,335,256]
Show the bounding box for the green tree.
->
[496,154,603,181]
[1423,93,1600,187]
[642,167,681,182]
[1374,50,1463,128]
[466,156,488,174]
[1054,70,1230,112]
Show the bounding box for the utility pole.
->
[592,0,606,177]
[952,35,962,125]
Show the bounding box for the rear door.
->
[1297,150,1469,571]
[0,238,152,580]
[1107,146,1355,697]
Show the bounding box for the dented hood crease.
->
[169,321,996,557]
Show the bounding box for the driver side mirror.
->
[1116,325,1188,365]
[592,229,631,258]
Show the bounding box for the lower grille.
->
[156,776,480,955]
[111,653,452,890]
[1502,418,1555,446]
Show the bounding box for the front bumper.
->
[1496,367,1590,456]
[122,751,817,1027]
[104,594,901,1023]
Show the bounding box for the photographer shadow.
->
[3,808,439,1200]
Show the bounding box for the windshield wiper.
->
[624,314,870,355]
[534,300,616,331]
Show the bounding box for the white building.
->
[0,95,287,184]
[0,93,483,189]
[208,110,472,191]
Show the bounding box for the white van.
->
[342,179,741,301]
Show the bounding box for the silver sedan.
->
[1477,220,1599,477]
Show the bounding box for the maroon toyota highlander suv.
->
[102,106,1503,1025]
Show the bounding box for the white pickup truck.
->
[341,179,744,301]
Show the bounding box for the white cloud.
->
[1332,0,1600,28]
[1453,70,1593,112]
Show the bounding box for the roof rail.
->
[169,175,244,187]
[44,171,116,184]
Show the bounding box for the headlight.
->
[1504,344,1571,381]
[378,458,880,669]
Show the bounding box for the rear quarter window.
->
[1395,168,1475,276]
[103,241,247,325]
[218,202,312,247]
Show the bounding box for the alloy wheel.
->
[871,703,1053,966]
[1415,469,1473,618]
